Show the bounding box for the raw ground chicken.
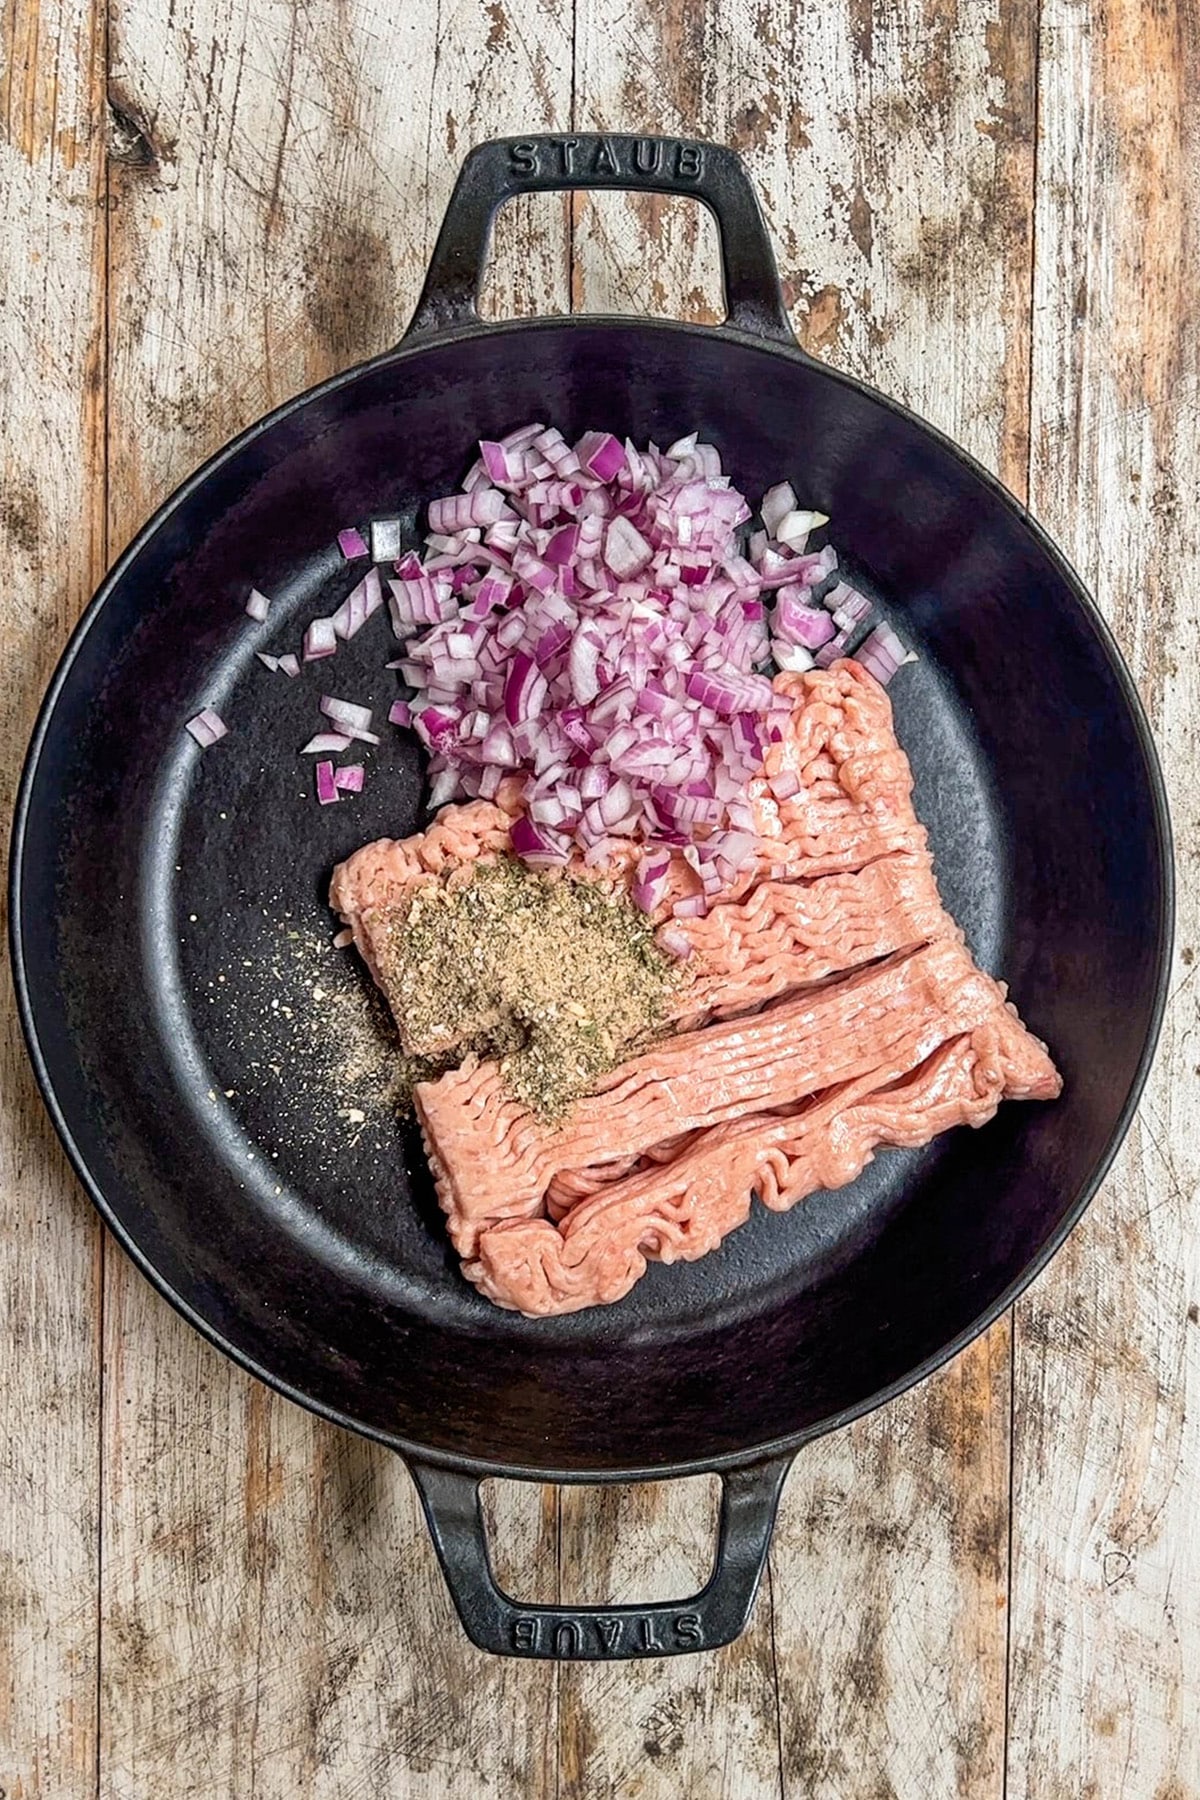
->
[332,660,1061,1316]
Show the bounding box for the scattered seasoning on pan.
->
[374,856,683,1121]
[196,913,411,1165]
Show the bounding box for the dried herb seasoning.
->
[375,856,682,1120]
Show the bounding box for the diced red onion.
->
[277,653,300,678]
[372,424,888,873]
[513,543,556,593]
[256,652,279,672]
[857,622,908,686]
[658,925,694,959]
[576,430,626,483]
[480,441,514,485]
[428,488,511,536]
[510,814,569,867]
[569,631,601,704]
[769,769,802,802]
[333,764,365,793]
[775,508,828,551]
[330,566,385,642]
[186,708,227,748]
[320,696,373,733]
[774,644,815,673]
[371,519,403,562]
[428,768,460,808]
[304,617,338,662]
[302,731,353,754]
[315,760,339,805]
[245,587,271,622]
[774,589,837,649]
[338,527,369,559]
[815,627,854,669]
[543,523,580,565]
[604,515,652,578]
[760,481,796,538]
[503,653,546,726]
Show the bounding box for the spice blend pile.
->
[374,857,682,1120]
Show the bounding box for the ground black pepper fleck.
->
[374,856,682,1120]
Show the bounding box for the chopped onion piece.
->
[256,652,280,672]
[775,509,827,551]
[338,527,369,559]
[371,519,403,561]
[320,695,373,733]
[315,760,339,804]
[815,627,853,669]
[303,617,338,661]
[603,515,652,578]
[245,587,271,622]
[575,430,626,483]
[824,582,872,633]
[361,424,867,871]
[301,731,353,753]
[333,764,365,793]
[760,481,797,538]
[185,708,227,748]
[857,622,908,686]
[774,590,837,649]
[277,653,300,678]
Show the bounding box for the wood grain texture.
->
[0,0,106,1793]
[573,2,1036,1794]
[1008,2,1200,1794]
[555,1477,783,1799]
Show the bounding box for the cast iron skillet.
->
[11,136,1173,1660]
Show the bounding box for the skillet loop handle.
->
[405,134,794,344]
[408,1454,792,1660]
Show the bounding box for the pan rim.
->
[10,312,1176,1483]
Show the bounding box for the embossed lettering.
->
[596,1617,623,1652]
[636,1615,664,1652]
[591,137,619,176]
[559,137,580,175]
[673,1612,703,1645]
[675,144,704,181]
[511,1616,539,1652]
[633,138,663,175]
[554,1620,583,1657]
[508,141,538,177]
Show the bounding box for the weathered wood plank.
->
[771,1328,1012,1797]
[1008,3,1200,1792]
[0,0,106,1792]
[573,2,1038,1795]
[555,1477,784,1800]
[99,1,571,1793]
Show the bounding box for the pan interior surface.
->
[15,321,1169,1474]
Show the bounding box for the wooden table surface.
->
[2,0,1197,1794]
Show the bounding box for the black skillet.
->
[11,137,1173,1659]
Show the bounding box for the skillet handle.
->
[407,1453,792,1659]
[405,134,795,344]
